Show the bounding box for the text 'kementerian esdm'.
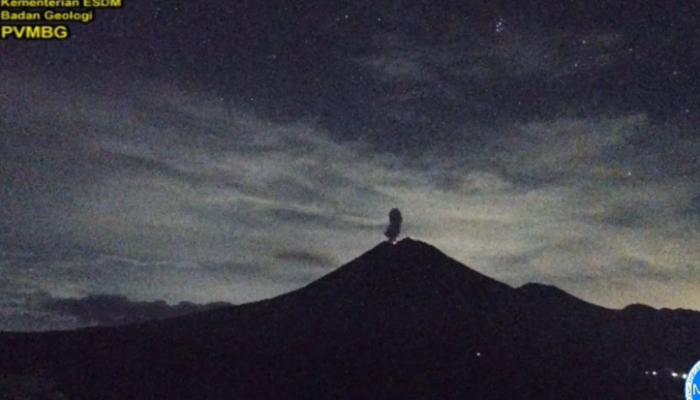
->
[1,0,122,40]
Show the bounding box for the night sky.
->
[1,0,698,331]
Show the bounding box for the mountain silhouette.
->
[1,238,698,400]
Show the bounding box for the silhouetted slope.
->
[252,239,517,345]
[300,239,514,302]
[0,238,698,400]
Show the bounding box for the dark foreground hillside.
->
[0,238,697,399]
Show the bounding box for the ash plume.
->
[384,208,403,243]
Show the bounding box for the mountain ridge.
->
[0,238,698,400]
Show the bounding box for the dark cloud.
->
[612,258,697,283]
[201,261,268,280]
[349,28,638,144]
[41,294,232,327]
[0,308,80,332]
[274,251,334,267]
[685,194,700,217]
[265,208,376,231]
[591,207,643,228]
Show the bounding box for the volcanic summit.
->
[0,238,698,400]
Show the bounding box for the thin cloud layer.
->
[357,30,625,85]
[42,294,232,327]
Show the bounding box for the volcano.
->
[0,238,698,399]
